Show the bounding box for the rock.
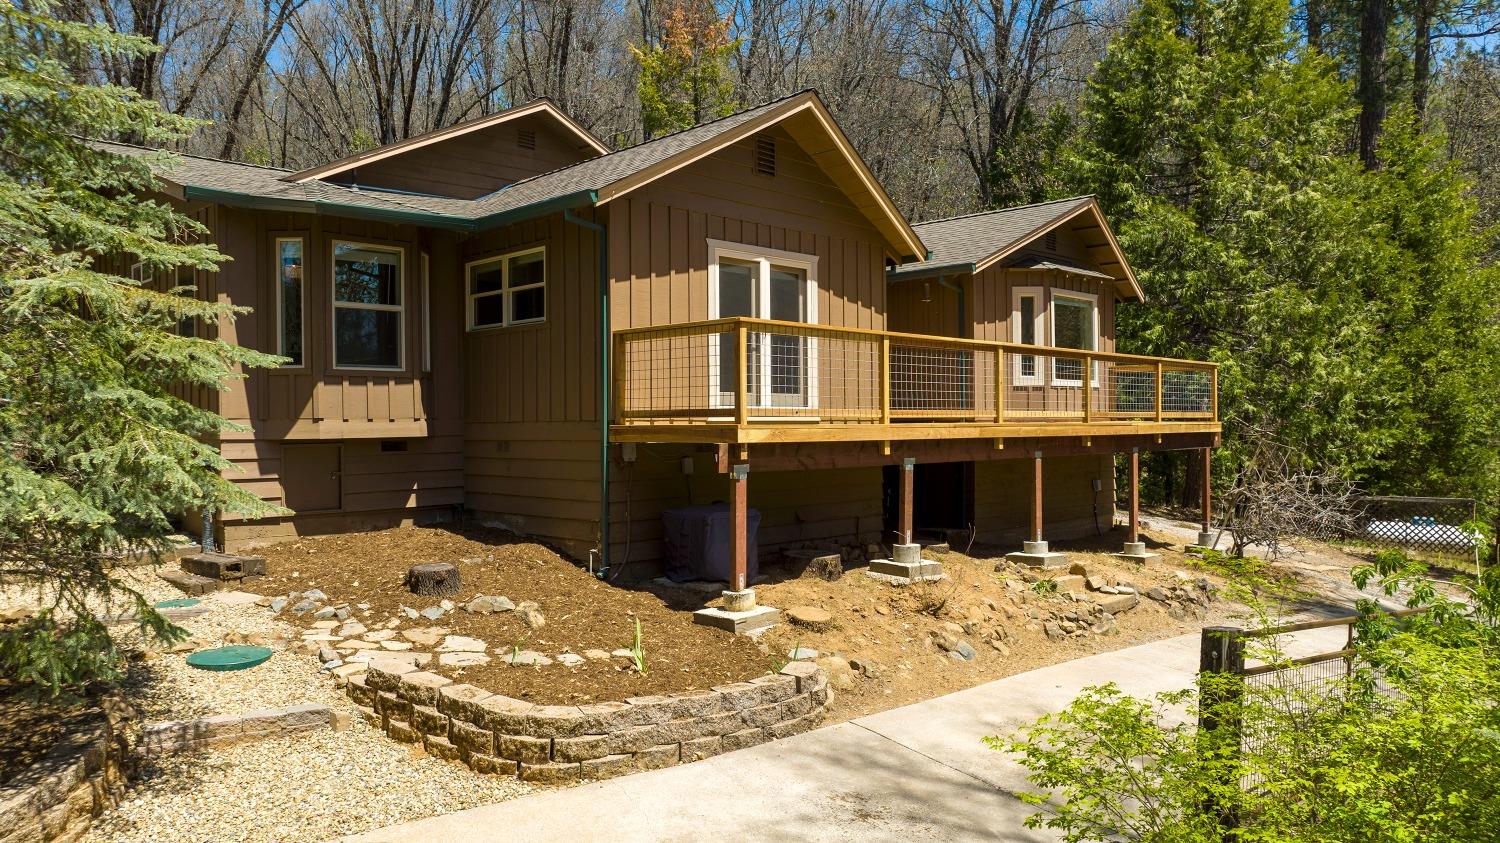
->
[815,655,857,691]
[1085,576,1109,591]
[302,589,328,602]
[419,606,446,621]
[988,639,1011,656]
[336,622,367,638]
[1098,585,1119,594]
[402,627,450,646]
[1147,587,1169,602]
[311,620,339,630]
[1044,621,1066,640]
[505,650,553,667]
[1092,615,1119,636]
[786,606,833,631]
[331,663,366,679]
[1115,585,1137,595]
[1050,574,1086,593]
[438,652,492,667]
[556,653,586,667]
[437,635,488,653]
[786,647,819,661]
[340,640,378,651]
[464,595,515,614]
[874,604,891,616]
[269,597,288,613]
[941,621,965,636]
[948,642,976,661]
[439,599,455,611]
[330,710,353,731]
[364,630,397,641]
[399,605,419,619]
[849,657,879,678]
[1168,605,1190,621]
[583,649,612,661]
[1068,562,1088,576]
[610,648,635,659]
[1095,593,1140,615]
[318,646,339,663]
[289,599,317,616]
[517,606,545,629]
[380,640,414,651]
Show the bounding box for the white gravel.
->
[64,564,533,843]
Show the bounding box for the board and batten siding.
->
[211,208,466,549]
[973,454,1115,545]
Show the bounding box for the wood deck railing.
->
[613,317,1217,429]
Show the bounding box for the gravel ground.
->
[64,565,533,843]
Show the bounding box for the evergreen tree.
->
[1062,0,1500,501]
[0,2,280,694]
[633,0,740,138]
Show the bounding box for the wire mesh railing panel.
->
[1349,496,1479,554]
[1239,654,1353,791]
[1163,366,1214,416]
[746,324,881,420]
[618,328,722,419]
[890,341,995,419]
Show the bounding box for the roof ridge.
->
[93,138,297,174]
[913,195,1095,227]
[473,90,816,203]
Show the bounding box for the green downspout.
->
[564,208,610,576]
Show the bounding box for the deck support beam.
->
[693,463,780,634]
[1004,451,1070,569]
[1116,447,1159,563]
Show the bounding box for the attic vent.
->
[1043,231,1058,252]
[517,128,537,150]
[753,136,776,177]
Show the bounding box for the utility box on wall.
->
[662,504,762,584]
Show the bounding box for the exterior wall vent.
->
[380,440,408,452]
[754,136,776,177]
[517,128,537,150]
[1044,231,1058,252]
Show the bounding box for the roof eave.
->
[469,189,600,231]
[885,261,976,282]
[182,185,473,229]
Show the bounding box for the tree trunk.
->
[405,563,462,597]
[1356,0,1389,168]
[1412,0,1432,118]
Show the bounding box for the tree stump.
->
[405,562,461,597]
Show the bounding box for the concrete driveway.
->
[335,621,1352,843]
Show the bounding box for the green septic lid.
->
[154,597,201,609]
[185,645,272,671]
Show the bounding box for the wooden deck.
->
[611,317,1219,445]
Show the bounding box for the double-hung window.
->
[1051,292,1097,385]
[332,241,403,369]
[276,237,305,365]
[467,247,546,329]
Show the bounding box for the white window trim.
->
[1049,290,1099,387]
[465,246,547,331]
[331,239,405,371]
[275,236,306,367]
[1010,285,1044,386]
[706,240,820,411]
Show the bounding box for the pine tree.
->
[0,2,280,694]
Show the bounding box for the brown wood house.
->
[113,90,1219,611]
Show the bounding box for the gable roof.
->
[889,196,1144,301]
[284,99,611,183]
[105,91,926,259]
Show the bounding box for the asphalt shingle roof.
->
[900,196,1096,273]
[99,94,807,228]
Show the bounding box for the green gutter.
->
[885,261,976,282]
[181,185,599,233]
[563,208,611,579]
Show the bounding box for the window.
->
[707,241,819,410]
[1051,292,1098,385]
[332,241,403,369]
[277,237,305,365]
[1011,286,1043,385]
[466,247,545,330]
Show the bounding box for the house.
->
[110,90,1219,624]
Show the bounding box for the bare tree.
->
[1218,428,1364,559]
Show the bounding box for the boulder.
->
[1094,592,1140,615]
[465,595,515,614]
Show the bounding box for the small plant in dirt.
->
[627,618,648,675]
[1189,548,1299,602]
[1030,579,1059,596]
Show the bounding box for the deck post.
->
[1115,447,1159,562]
[879,335,891,425]
[898,457,915,545]
[1082,353,1092,422]
[994,347,1005,423]
[1004,450,1069,569]
[735,323,750,427]
[868,457,943,583]
[693,462,781,634]
[1196,447,1215,549]
[1154,361,1164,423]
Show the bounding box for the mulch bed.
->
[250,526,770,706]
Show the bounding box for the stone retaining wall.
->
[0,698,134,843]
[138,703,339,756]
[347,661,830,783]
